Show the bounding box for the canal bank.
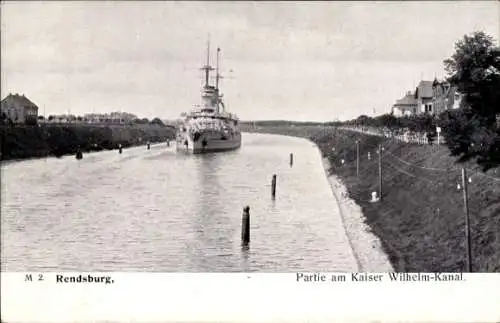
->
[242,126,500,272]
[320,156,393,272]
[0,124,176,161]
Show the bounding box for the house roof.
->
[1,93,38,109]
[394,92,417,107]
[416,80,434,98]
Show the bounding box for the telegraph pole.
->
[378,144,383,200]
[356,140,360,178]
[461,168,472,272]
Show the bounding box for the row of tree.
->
[1,114,168,127]
[338,31,499,171]
[341,113,438,134]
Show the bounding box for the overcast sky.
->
[1,1,499,121]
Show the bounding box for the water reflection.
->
[1,134,358,272]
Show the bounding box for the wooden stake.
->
[271,174,277,199]
[241,206,250,246]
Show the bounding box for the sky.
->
[1,1,499,121]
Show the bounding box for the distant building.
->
[415,80,434,114]
[83,112,137,124]
[392,79,463,118]
[392,91,418,117]
[1,93,39,124]
[431,79,462,115]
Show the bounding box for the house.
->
[392,91,418,117]
[415,80,434,114]
[0,93,39,124]
[431,79,462,115]
[393,79,463,117]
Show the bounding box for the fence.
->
[338,126,445,145]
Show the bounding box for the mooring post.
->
[241,206,250,246]
[75,149,83,160]
[290,153,293,167]
[118,144,122,154]
[271,174,277,198]
[147,142,151,150]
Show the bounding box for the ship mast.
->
[201,37,213,88]
[215,47,224,113]
[216,47,221,90]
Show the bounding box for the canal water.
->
[1,133,358,272]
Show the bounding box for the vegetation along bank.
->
[0,123,176,161]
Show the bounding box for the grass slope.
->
[242,125,500,272]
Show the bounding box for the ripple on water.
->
[1,135,359,272]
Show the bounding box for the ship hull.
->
[176,131,241,154]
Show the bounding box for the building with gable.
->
[1,93,39,124]
[415,80,434,114]
[392,79,462,117]
[392,91,418,117]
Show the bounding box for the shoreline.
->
[0,124,175,162]
[0,141,167,165]
[318,149,394,272]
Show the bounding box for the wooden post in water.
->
[271,174,277,199]
[147,142,151,150]
[241,206,250,246]
[75,145,83,160]
[461,168,472,272]
[289,153,293,167]
[118,144,122,154]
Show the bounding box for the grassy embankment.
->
[241,124,500,272]
[0,124,176,161]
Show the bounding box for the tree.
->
[375,113,400,132]
[355,115,373,127]
[441,31,500,170]
[150,117,165,126]
[412,114,437,133]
